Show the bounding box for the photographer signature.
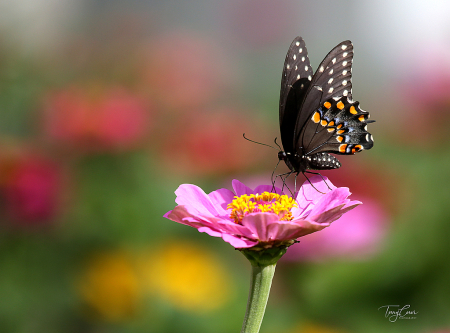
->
[378,305,418,322]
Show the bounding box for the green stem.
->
[240,263,276,333]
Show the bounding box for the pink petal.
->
[267,219,328,240]
[208,188,235,216]
[175,184,219,216]
[253,184,283,195]
[165,205,220,230]
[241,212,280,242]
[307,188,352,218]
[296,176,336,210]
[198,227,222,237]
[216,220,256,239]
[232,179,254,196]
[222,233,258,248]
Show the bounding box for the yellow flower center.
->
[227,192,297,224]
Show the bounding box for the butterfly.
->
[277,37,374,185]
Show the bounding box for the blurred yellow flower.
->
[141,240,233,313]
[77,251,141,321]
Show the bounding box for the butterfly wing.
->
[294,40,354,150]
[291,40,373,162]
[279,37,314,154]
[304,96,374,157]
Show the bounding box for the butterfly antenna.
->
[273,137,282,150]
[243,133,278,150]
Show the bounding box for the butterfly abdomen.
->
[305,152,341,170]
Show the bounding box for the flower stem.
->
[240,263,276,333]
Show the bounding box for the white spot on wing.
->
[342,80,348,86]
[296,41,300,46]
[319,66,324,72]
[343,61,348,66]
[304,65,308,71]
[343,90,348,96]
[308,75,312,81]
[328,78,333,84]
[297,74,300,79]
[343,52,348,57]
[328,87,334,93]
[315,86,322,91]
[329,69,334,75]
[287,64,290,69]
[332,58,336,64]
[293,55,296,60]
[341,45,347,50]
[302,56,305,62]
[299,48,303,53]
[342,70,348,75]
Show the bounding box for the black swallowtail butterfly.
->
[277,37,374,179]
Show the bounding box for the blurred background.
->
[0,0,450,332]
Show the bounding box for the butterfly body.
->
[278,37,373,175]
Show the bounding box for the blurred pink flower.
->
[222,0,297,47]
[43,86,151,151]
[161,108,266,176]
[1,154,62,225]
[283,198,387,261]
[164,176,360,249]
[143,33,230,110]
[399,46,450,146]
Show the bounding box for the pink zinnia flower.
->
[164,176,361,249]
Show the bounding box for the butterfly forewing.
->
[279,37,314,153]
[292,41,354,150]
[311,40,353,102]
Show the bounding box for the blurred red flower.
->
[160,108,266,176]
[0,152,63,226]
[43,86,151,152]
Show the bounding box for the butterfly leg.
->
[304,171,333,191]
[272,171,291,192]
[280,170,295,197]
[271,159,282,192]
[302,172,326,194]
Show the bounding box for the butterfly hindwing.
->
[279,37,314,153]
[302,96,373,156]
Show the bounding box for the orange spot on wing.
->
[337,130,345,134]
[324,101,331,109]
[327,128,334,132]
[337,101,344,109]
[337,124,343,129]
[358,115,365,122]
[328,121,335,126]
[337,136,343,142]
[339,144,347,153]
[321,120,328,126]
[312,112,320,123]
[350,106,357,114]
